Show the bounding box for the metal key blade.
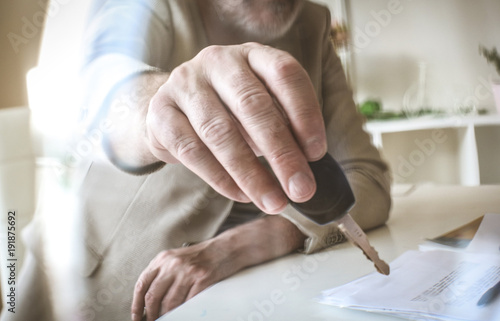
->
[289,153,390,275]
[337,213,390,275]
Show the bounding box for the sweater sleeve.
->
[80,0,173,129]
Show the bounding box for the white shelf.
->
[364,115,500,186]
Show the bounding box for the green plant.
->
[479,45,500,76]
[359,99,381,118]
[358,99,404,120]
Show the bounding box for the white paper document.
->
[466,213,500,255]
[319,214,500,321]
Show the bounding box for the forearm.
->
[102,71,169,174]
[214,214,307,272]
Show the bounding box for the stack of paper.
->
[319,214,500,321]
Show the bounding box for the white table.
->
[158,184,500,321]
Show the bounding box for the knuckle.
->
[173,135,205,162]
[233,91,288,134]
[269,55,305,86]
[168,256,185,269]
[198,45,225,63]
[199,117,236,148]
[236,90,273,116]
[228,68,254,90]
[155,250,185,269]
[144,291,161,306]
[135,277,146,292]
[248,109,290,140]
[233,165,264,188]
[271,54,301,77]
[155,250,171,262]
[168,62,191,84]
[268,147,299,166]
[167,64,202,100]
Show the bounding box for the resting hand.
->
[130,240,236,321]
[146,42,327,214]
[130,215,306,321]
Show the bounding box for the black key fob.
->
[289,153,355,225]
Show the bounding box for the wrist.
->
[212,215,307,271]
[103,71,169,174]
[207,227,253,273]
[103,134,164,174]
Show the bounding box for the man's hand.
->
[130,215,307,321]
[130,241,234,321]
[145,43,327,214]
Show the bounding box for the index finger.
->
[203,44,318,204]
[247,44,327,161]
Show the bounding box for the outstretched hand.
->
[146,42,327,214]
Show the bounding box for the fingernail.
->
[131,313,139,321]
[262,190,287,213]
[288,171,315,200]
[305,137,326,161]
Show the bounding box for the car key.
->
[289,153,390,275]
